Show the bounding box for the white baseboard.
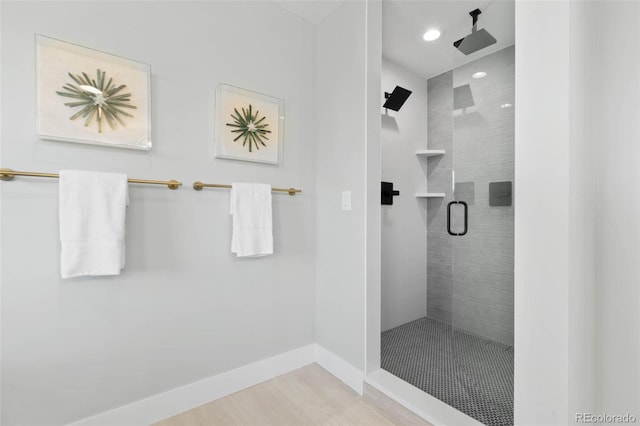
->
[63,345,485,426]
[314,344,365,395]
[70,344,316,426]
[365,368,482,426]
[69,344,366,426]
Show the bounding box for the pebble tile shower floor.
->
[381,317,514,426]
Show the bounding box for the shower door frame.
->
[364,4,514,426]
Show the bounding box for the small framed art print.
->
[214,84,284,164]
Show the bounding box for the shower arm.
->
[470,8,482,33]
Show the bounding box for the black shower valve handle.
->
[381,189,400,197]
[381,181,400,205]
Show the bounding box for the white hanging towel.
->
[230,183,273,257]
[59,170,128,278]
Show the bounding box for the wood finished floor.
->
[154,363,431,426]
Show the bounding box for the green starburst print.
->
[56,69,137,133]
[226,104,271,153]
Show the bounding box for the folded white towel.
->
[59,170,128,278]
[230,183,273,257]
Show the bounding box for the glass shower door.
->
[450,40,515,426]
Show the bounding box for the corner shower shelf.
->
[415,192,446,198]
[415,149,446,157]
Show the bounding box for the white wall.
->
[365,0,383,375]
[514,1,571,423]
[516,1,640,423]
[568,0,596,421]
[315,0,368,372]
[592,1,640,419]
[0,2,316,424]
[380,58,428,332]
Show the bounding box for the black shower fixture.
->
[383,86,412,111]
[381,181,400,205]
[453,9,497,55]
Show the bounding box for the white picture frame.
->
[214,84,284,164]
[36,34,151,150]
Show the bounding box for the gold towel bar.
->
[193,181,301,196]
[0,168,182,190]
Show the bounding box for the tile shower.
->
[381,46,515,426]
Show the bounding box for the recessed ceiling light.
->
[472,71,487,79]
[501,103,513,109]
[423,29,441,42]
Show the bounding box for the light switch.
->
[342,191,352,211]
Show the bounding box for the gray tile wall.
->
[426,46,514,346]
[426,71,454,324]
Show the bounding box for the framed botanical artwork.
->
[36,35,151,150]
[214,84,284,164]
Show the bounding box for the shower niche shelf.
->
[415,149,446,157]
[415,148,446,199]
[415,192,446,198]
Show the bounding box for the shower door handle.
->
[447,201,468,236]
[459,201,468,236]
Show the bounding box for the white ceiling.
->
[383,0,515,79]
[272,0,345,25]
[270,0,514,78]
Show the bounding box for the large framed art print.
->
[36,35,151,150]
